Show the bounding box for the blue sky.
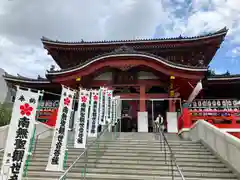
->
[210,38,240,74]
[152,0,240,74]
[0,0,239,77]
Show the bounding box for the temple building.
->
[3,27,240,134]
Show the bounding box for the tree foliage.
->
[0,103,12,126]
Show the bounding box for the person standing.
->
[154,114,164,132]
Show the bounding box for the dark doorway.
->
[121,100,138,132]
[147,100,168,132]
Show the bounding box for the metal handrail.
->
[156,125,185,180]
[58,120,120,180]
[33,128,52,156]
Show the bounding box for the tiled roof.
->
[3,73,50,83]
[208,74,240,81]
[41,27,228,46]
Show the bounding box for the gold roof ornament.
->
[76,77,81,82]
[170,75,175,80]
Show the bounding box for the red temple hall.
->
[3,27,240,137]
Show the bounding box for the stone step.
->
[34,146,207,152]
[26,169,237,179]
[26,162,231,173]
[22,160,227,168]
[29,153,217,160]
[32,147,211,153]
[38,139,200,145]
[2,132,238,180]
[16,155,222,163]
[36,144,206,151]
[33,151,212,157]
[36,142,204,148]
[22,176,238,180]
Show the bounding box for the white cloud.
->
[0,0,170,77]
[0,0,240,77]
[232,47,240,57]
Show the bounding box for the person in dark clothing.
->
[97,124,102,132]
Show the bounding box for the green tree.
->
[207,69,215,76]
[0,103,12,126]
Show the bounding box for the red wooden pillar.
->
[182,108,191,128]
[139,85,146,112]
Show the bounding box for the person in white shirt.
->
[154,114,164,132]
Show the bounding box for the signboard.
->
[39,100,59,109]
[0,87,42,180]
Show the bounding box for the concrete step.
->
[32,150,212,156]
[1,132,238,180]
[26,162,231,173]
[29,153,218,159]
[22,176,238,180]
[23,160,227,168]
[38,139,200,144]
[26,169,237,179]
[33,145,207,152]
[18,155,222,163]
[34,143,206,149]
[37,141,202,147]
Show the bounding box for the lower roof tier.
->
[3,71,240,100]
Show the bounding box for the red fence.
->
[178,108,240,130]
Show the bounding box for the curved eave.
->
[41,28,228,48]
[46,53,208,77]
[4,76,51,84]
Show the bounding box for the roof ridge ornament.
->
[113,45,136,53]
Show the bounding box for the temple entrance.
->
[121,100,138,132]
[147,99,168,132]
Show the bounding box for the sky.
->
[0,0,239,78]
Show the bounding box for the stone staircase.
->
[0,132,239,180]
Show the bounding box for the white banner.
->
[74,89,90,149]
[106,89,113,124]
[46,86,75,172]
[112,97,117,124]
[0,87,42,180]
[99,87,107,125]
[88,90,100,137]
[187,81,203,103]
[115,96,121,121]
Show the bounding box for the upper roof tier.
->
[42,27,228,69]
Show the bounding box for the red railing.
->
[178,108,240,130]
